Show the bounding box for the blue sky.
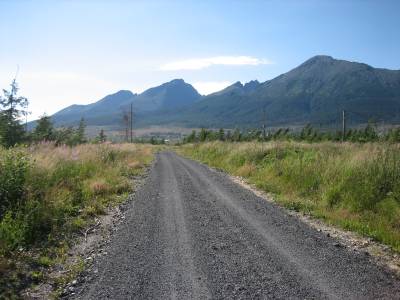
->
[0,0,399,120]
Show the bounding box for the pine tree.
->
[363,122,378,142]
[232,128,241,142]
[33,114,54,142]
[218,128,225,141]
[98,129,107,143]
[0,79,28,147]
[76,118,86,144]
[184,130,197,143]
[225,130,232,141]
[199,128,208,142]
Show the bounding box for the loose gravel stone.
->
[69,152,400,299]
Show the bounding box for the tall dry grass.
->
[0,142,154,297]
[181,141,400,252]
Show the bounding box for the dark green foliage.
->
[149,136,165,145]
[184,130,197,143]
[0,80,28,147]
[272,128,290,140]
[134,136,165,144]
[385,127,400,142]
[217,128,225,141]
[0,150,30,219]
[0,81,89,148]
[182,123,398,144]
[32,115,54,142]
[95,129,107,143]
[76,118,87,144]
[225,130,232,141]
[53,126,75,146]
[232,128,242,142]
[0,113,26,147]
[199,128,208,142]
[300,124,319,142]
[0,155,92,252]
[31,115,87,146]
[183,128,245,143]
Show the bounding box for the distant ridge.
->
[138,55,400,128]
[50,79,201,127]
[42,55,400,129]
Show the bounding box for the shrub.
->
[0,143,153,254]
[0,212,26,253]
[0,148,30,218]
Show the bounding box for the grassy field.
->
[0,143,154,298]
[180,141,400,252]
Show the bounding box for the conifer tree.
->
[0,79,28,147]
[33,114,54,142]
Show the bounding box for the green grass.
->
[180,141,400,252]
[0,142,154,298]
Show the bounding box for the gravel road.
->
[72,151,400,299]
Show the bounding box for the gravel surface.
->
[70,151,400,299]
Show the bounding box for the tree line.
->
[183,123,400,144]
[0,80,106,148]
[27,115,107,146]
[2,79,400,147]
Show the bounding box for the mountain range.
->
[47,55,400,130]
[50,79,201,127]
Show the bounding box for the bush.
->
[0,212,26,253]
[0,148,30,218]
[0,144,153,254]
[0,143,154,297]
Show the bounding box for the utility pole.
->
[130,103,133,143]
[342,109,346,142]
[260,106,266,152]
[262,107,266,140]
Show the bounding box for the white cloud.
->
[192,81,233,95]
[160,56,271,71]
